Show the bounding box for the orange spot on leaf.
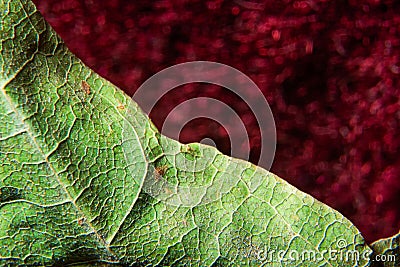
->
[81,81,91,94]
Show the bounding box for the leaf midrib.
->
[0,85,116,253]
[31,10,150,248]
[2,1,118,258]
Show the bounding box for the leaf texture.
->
[0,0,373,266]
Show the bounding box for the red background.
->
[33,0,400,243]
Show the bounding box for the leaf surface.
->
[0,0,373,266]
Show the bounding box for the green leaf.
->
[0,0,374,266]
[370,232,399,267]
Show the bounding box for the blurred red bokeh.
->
[33,0,400,243]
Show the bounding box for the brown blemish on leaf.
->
[181,144,201,158]
[155,165,168,176]
[164,187,172,195]
[154,165,168,181]
[81,81,91,94]
[186,146,195,154]
[181,144,194,154]
[77,217,85,226]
